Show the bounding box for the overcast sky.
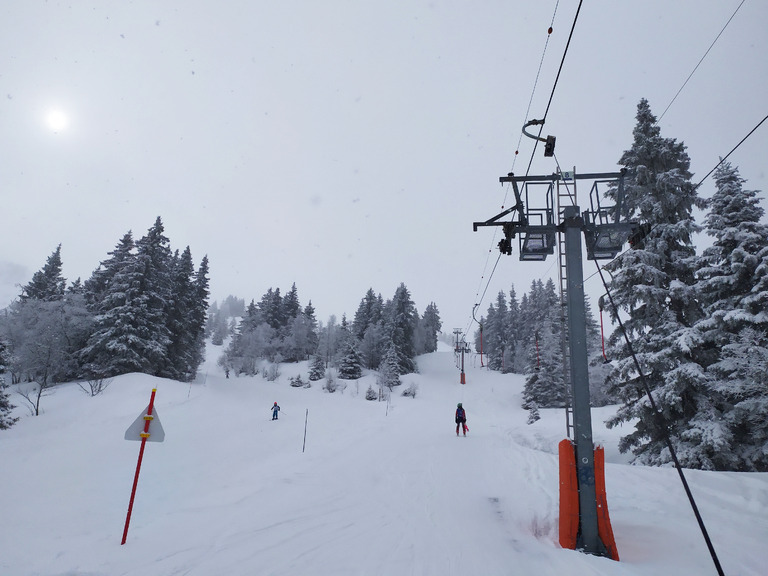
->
[2,1,766,334]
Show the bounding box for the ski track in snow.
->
[1,345,767,575]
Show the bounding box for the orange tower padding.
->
[558,439,620,561]
[594,445,620,561]
[558,439,580,550]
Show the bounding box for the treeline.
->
[474,279,609,416]
[0,217,209,418]
[217,284,441,385]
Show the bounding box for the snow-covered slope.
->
[1,345,766,576]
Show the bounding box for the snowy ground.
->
[1,342,767,576]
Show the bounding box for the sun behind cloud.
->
[45,108,69,132]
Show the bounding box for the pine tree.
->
[513,292,533,373]
[519,278,568,414]
[485,292,509,371]
[134,217,173,376]
[220,295,246,318]
[282,283,301,322]
[259,288,284,330]
[0,338,18,429]
[335,314,353,362]
[83,232,134,310]
[385,283,418,374]
[209,306,229,346]
[697,161,768,332]
[283,307,318,362]
[303,301,319,356]
[360,321,386,369]
[377,343,401,391]
[225,301,262,375]
[603,99,710,467]
[693,161,768,470]
[79,239,150,377]
[522,318,566,410]
[506,286,521,371]
[165,247,196,381]
[308,352,326,381]
[419,302,442,354]
[708,328,768,471]
[20,245,66,302]
[352,288,383,340]
[188,255,210,377]
[80,220,175,379]
[338,340,363,380]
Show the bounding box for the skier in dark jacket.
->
[271,402,281,420]
[455,403,467,436]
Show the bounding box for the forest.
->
[2,99,767,472]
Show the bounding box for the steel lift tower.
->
[473,167,635,558]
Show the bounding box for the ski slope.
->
[1,344,767,576]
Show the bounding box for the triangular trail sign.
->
[124,405,165,442]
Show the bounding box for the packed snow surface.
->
[2,344,767,576]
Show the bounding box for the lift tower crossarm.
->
[499,171,624,184]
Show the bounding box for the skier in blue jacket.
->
[271,402,281,420]
[455,403,467,436]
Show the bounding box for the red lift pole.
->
[479,323,484,367]
[122,388,158,545]
[599,304,609,362]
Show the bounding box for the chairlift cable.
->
[659,0,746,121]
[694,112,768,188]
[467,1,563,333]
[594,262,726,576]
[582,111,768,288]
[522,0,584,180]
[465,252,503,337]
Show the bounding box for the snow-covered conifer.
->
[485,291,509,371]
[337,340,363,380]
[692,161,768,470]
[384,283,418,374]
[20,245,66,302]
[0,338,18,429]
[603,99,711,467]
[165,247,197,381]
[419,302,442,354]
[308,353,326,381]
[352,288,384,341]
[377,343,401,389]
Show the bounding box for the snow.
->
[2,343,767,576]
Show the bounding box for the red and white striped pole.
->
[121,388,157,545]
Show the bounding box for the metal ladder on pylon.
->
[557,169,577,439]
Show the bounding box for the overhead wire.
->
[467,1,583,335]
[582,110,768,287]
[510,0,753,294]
[522,0,584,180]
[468,2,562,334]
[594,263,726,576]
[694,112,768,188]
[659,0,746,121]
